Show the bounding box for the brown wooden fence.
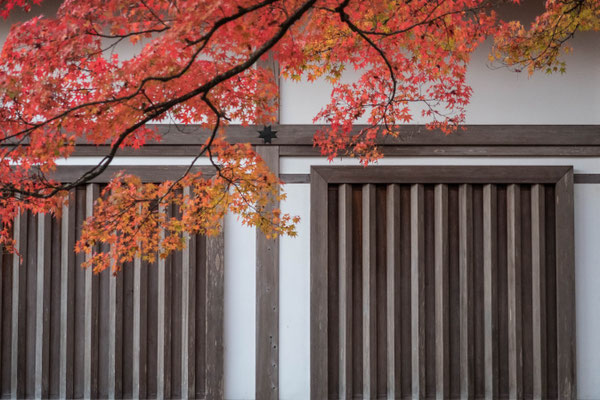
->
[311,166,576,399]
[0,183,225,399]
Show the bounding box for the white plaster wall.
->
[280,34,600,125]
[574,184,600,400]
[279,184,311,400]
[224,214,257,400]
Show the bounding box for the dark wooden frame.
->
[309,165,576,399]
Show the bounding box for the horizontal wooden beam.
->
[2,124,593,157]
[45,168,599,185]
[312,166,572,184]
[280,145,600,157]
[71,124,600,146]
[47,165,215,183]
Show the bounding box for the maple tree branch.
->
[4,0,318,200]
[86,26,169,40]
[334,1,398,115]
[138,0,169,27]
[0,0,282,146]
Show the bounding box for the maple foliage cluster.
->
[0,0,597,272]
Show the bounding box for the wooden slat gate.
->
[311,166,576,399]
[0,183,225,399]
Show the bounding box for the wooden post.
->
[255,145,280,400]
[555,171,576,400]
[310,168,329,399]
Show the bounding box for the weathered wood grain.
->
[483,185,499,399]
[255,145,280,400]
[362,184,377,399]
[531,184,547,399]
[338,184,353,399]
[83,184,100,400]
[310,167,329,399]
[313,166,571,185]
[411,184,426,398]
[434,184,449,399]
[132,253,147,399]
[181,187,197,400]
[205,231,225,399]
[34,213,52,399]
[386,184,402,399]
[507,184,523,399]
[555,170,576,400]
[59,193,76,399]
[11,212,27,399]
[108,262,123,398]
[156,203,172,399]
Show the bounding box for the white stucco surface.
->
[224,214,256,400]
[279,184,311,400]
[280,33,600,125]
[574,184,600,400]
[280,156,600,174]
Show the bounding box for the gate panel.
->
[0,183,225,399]
[310,166,575,399]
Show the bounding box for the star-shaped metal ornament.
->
[258,125,277,144]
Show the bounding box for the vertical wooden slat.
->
[386,184,401,399]
[10,212,27,399]
[83,186,98,398]
[483,185,498,399]
[83,184,99,399]
[59,193,76,399]
[338,184,353,399]
[34,213,51,399]
[310,169,329,399]
[108,263,123,398]
[459,184,474,399]
[411,184,426,398]
[157,203,171,399]
[132,252,147,399]
[256,145,280,400]
[555,171,576,399]
[507,184,523,399]
[362,184,377,398]
[205,231,225,399]
[531,185,546,399]
[434,184,449,399]
[181,187,196,399]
